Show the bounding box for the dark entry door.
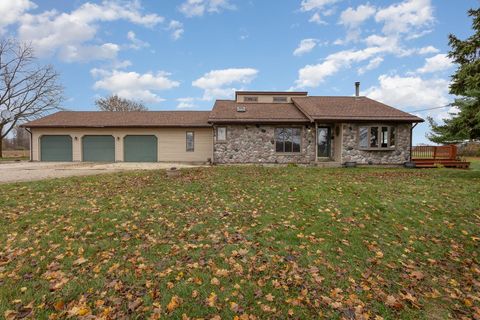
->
[317,127,331,158]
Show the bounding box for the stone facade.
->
[213,123,412,165]
[213,125,316,164]
[341,123,411,164]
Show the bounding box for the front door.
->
[317,127,331,158]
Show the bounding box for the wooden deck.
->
[412,145,470,168]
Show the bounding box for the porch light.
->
[74,136,78,141]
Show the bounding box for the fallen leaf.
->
[167,295,182,313]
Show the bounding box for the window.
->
[370,127,378,148]
[216,127,226,141]
[244,96,258,102]
[381,127,388,148]
[359,127,368,148]
[186,131,194,152]
[275,128,301,153]
[273,96,287,102]
[359,126,396,149]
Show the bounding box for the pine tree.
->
[428,8,480,144]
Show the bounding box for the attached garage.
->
[124,135,157,162]
[23,111,213,162]
[82,135,115,162]
[40,135,73,161]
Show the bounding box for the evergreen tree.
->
[428,8,480,144]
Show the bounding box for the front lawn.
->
[0,166,479,319]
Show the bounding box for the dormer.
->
[235,91,308,103]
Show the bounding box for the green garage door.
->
[40,135,72,161]
[124,135,157,162]
[82,135,115,162]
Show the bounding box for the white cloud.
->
[300,0,339,11]
[358,56,383,74]
[167,20,184,40]
[309,13,327,25]
[16,1,163,62]
[60,43,120,62]
[339,4,376,28]
[294,45,391,88]
[364,74,450,110]
[193,68,258,100]
[126,31,150,50]
[375,0,434,35]
[293,39,317,56]
[0,0,36,32]
[177,97,197,109]
[338,4,376,42]
[301,0,339,25]
[179,0,235,17]
[416,53,453,73]
[92,70,180,103]
[418,45,439,55]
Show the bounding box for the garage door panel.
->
[82,135,115,162]
[124,135,157,162]
[40,135,72,161]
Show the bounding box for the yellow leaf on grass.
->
[53,301,64,311]
[73,257,88,266]
[230,301,240,312]
[4,310,17,320]
[167,295,181,313]
[206,292,217,307]
[265,293,274,302]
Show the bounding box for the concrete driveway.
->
[0,161,201,184]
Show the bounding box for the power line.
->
[405,105,452,113]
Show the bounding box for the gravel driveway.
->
[0,161,200,184]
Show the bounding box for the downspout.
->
[25,127,33,162]
[410,123,418,162]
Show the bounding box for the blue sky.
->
[1,0,477,144]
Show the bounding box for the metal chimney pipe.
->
[355,82,360,96]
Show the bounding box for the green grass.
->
[466,157,480,171]
[0,166,479,319]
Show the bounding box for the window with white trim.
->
[186,131,194,152]
[358,126,396,149]
[216,127,226,141]
[244,96,258,102]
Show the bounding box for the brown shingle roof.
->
[208,100,310,123]
[292,96,423,122]
[22,111,212,128]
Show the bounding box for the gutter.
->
[25,127,33,162]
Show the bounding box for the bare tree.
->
[13,125,29,149]
[0,39,63,157]
[95,95,147,112]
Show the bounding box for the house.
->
[22,84,423,165]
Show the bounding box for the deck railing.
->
[412,145,457,160]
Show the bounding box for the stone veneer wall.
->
[213,125,316,164]
[341,123,411,164]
